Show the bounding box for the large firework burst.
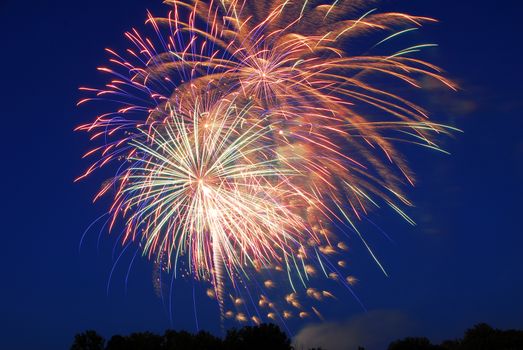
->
[78,0,456,324]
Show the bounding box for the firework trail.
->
[77,0,456,324]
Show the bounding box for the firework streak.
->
[77,0,457,324]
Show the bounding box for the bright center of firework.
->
[256,64,275,83]
[199,179,212,196]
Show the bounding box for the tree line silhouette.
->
[388,323,523,350]
[71,322,523,350]
[71,323,290,350]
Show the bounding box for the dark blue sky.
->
[1,1,522,349]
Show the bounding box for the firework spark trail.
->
[107,95,322,312]
[144,0,457,227]
[77,0,457,324]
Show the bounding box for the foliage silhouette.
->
[71,323,291,350]
[388,323,523,350]
[71,330,105,350]
[163,330,222,350]
[388,337,439,350]
[224,323,291,350]
[105,335,127,350]
[71,322,523,350]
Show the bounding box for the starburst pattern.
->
[77,0,456,324]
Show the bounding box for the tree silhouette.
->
[126,332,163,350]
[387,324,523,350]
[224,323,291,350]
[70,322,523,350]
[388,337,439,350]
[162,330,222,350]
[70,330,105,350]
[105,335,127,350]
[440,339,461,349]
[459,323,523,350]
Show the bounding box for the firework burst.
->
[117,96,318,303]
[78,0,456,324]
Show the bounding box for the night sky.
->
[1,1,522,349]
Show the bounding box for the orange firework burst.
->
[77,0,457,324]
